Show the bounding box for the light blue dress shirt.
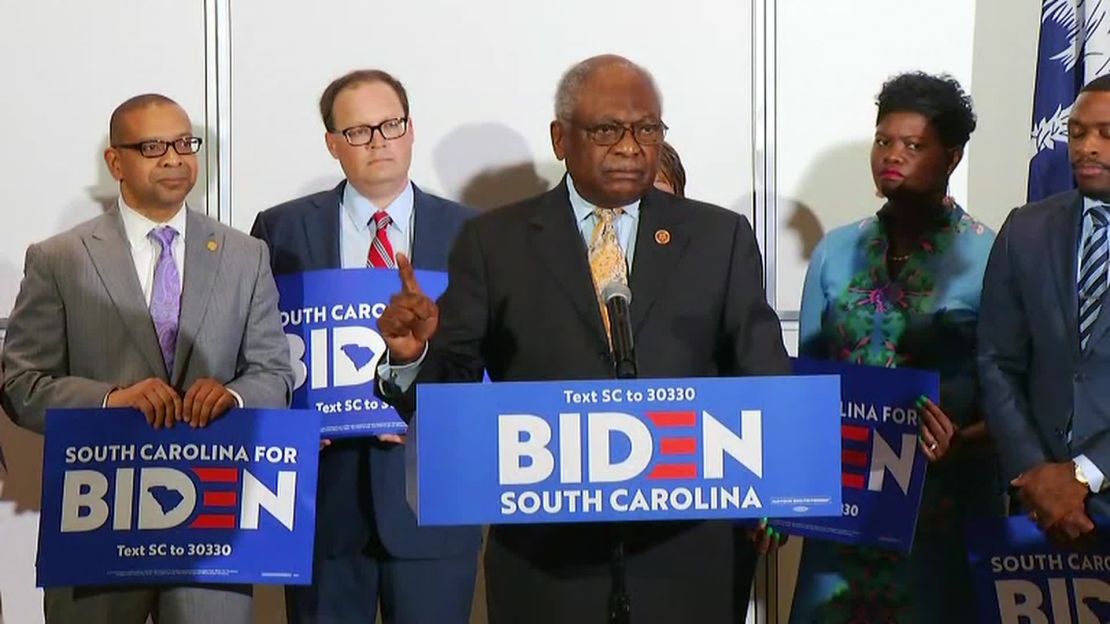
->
[1074,197,1108,493]
[339,181,414,268]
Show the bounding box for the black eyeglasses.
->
[573,121,668,146]
[114,137,203,158]
[336,118,409,146]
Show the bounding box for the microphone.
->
[602,281,637,380]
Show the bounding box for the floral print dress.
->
[790,205,1005,623]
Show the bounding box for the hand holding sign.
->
[916,396,956,462]
[182,378,237,428]
[106,378,182,430]
[377,254,439,364]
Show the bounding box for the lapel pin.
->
[206,240,218,252]
[654,229,671,245]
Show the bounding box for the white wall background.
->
[0,2,208,622]
[773,0,977,313]
[0,1,1042,623]
[225,0,755,232]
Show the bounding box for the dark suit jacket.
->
[979,189,1110,516]
[387,180,790,565]
[251,181,482,559]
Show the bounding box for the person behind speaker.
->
[250,69,481,624]
[1,93,293,624]
[373,53,790,624]
[979,74,1110,557]
[791,72,1003,622]
[653,141,686,197]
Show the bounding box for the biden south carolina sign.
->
[276,268,448,438]
[37,408,320,587]
[407,376,843,525]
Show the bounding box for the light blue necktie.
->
[1079,205,1110,351]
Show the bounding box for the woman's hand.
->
[747,518,788,555]
[917,396,958,462]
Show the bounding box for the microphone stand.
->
[607,308,635,624]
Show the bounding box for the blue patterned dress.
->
[790,205,1006,623]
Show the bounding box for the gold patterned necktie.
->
[588,207,628,339]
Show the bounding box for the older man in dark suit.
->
[376,54,789,624]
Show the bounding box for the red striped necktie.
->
[367,210,397,269]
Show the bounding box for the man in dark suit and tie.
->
[376,54,790,624]
[250,69,480,624]
[979,75,1110,547]
[1,94,293,623]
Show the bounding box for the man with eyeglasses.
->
[250,70,480,624]
[375,54,789,624]
[1,93,293,623]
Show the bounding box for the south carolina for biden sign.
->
[407,376,842,525]
[967,516,1110,624]
[276,269,447,437]
[37,409,320,587]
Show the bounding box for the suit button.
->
[1055,428,1066,438]
[1075,373,1087,382]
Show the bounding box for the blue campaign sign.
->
[772,358,935,552]
[967,516,1110,624]
[276,268,447,437]
[407,376,842,525]
[37,408,320,587]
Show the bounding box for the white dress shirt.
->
[118,197,187,304]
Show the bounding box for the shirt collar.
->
[343,180,414,237]
[566,175,641,225]
[118,196,188,249]
[1083,196,1110,216]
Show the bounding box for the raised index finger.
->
[396,253,423,295]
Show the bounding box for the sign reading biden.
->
[37,408,320,587]
[967,516,1110,624]
[771,359,935,551]
[407,376,842,525]
[276,268,447,437]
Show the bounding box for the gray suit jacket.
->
[979,189,1110,516]
[1,206,293,433]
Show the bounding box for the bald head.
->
[109,93,182,145]
[554,54,661,122]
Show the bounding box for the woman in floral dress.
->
[790,72,1005,623]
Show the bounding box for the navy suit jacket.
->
[251,181,482,558]
[979,189,1110,516]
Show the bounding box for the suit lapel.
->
[629,191,689,335]
[411,185,449,270]
[302,181,343,269]
[172,209,224,385]
[1047,192,1082,359]
[530,182,609,347]
[83,209,167,379]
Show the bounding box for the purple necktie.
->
[148,226,181,375]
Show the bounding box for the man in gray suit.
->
[0,94,293,623]
[979,75,1110,547]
